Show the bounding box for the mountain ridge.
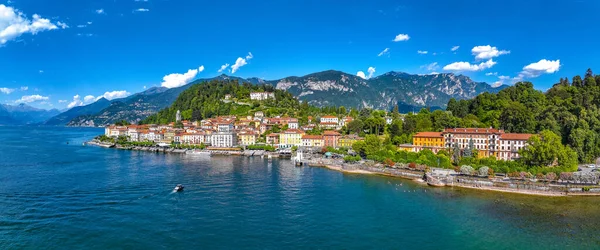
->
[50,70,506,126]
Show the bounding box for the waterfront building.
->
[127,126,141,141]
[301,135,324,147]
[323,130,341,148]
[338,134,363,148]
[211,122,237,148]
[441,128,532,160]
[412,132,445,153]
[266,133,280,145]
[279,129,305,148]
[250,92,275,100]
[105,126,128,137]
[181,132,208,145]
[497,133,533,161]
[238,130,257,146]
[443,128,503,158]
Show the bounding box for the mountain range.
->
[0,103,61,125]
[41,70,506,127]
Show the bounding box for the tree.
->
[460,165,474,175]
[478,166,490,177]
[347,119,364,134]
[520,130,578,170]
[363,135,382,156]
[463,138,474,158]
[389,120,403,144]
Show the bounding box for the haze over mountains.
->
[0,103,60,125]
[21,70,506,127]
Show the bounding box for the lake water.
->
[1,126,599,249]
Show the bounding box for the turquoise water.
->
[1,126,599,249]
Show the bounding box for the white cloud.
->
[523,59,560,75]
[356,71,366,79]
[20,86,27,91]
[492,75,511,87]
[513,59,561,81]
[134,8,149,12]
[67,95,83,108]
[0,4,67,45]
[451,46,460,51]
[0,87,15,94]
[96,9,104,14]
[377,48,390,57]
[15,94,49,103]
[357,67,376,79]
[87,21,92,25]
[39,70,44,73]
[77,24,86,28]
[198,65,205,72]
[161,66,204,88]
[471,45,510,60]
[97,91,130,100]
[442,59,496,71]
[417,50,428,54]
[485,72,498,76]
[230,52,253,74]
[83,95,96,103]
[367,67,375,79]
[66,90,131,108]
[392,33,410,42]
[218,63,229,73]
[420,62,439,72]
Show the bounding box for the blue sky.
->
[1,0,598,109]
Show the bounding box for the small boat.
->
[173,184,184,192]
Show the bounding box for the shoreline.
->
[314,163,598,197]
[86,140,599,197]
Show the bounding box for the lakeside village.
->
[92,91,600,196]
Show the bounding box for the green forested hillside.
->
[142,80,301,124]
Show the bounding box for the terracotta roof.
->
[283,129,304,134]
[500,133,533,140]
[443,128,503,134]
[267,133,280,137]
[302,135,323,140]
[320,122,338,125]
[323,131,341,136]
[321,115,337,119]
[414,132,443,138]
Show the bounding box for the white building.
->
[127,127,141,142]
[497,133,532,161]
[250,92,275,101]
[210,122,237,147]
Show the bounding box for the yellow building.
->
[338,134,363,148]
[411,132,445,153]
[238,131,257,146]
[279,129,305,148]
[413,132,445,147]
[301,135,324,147]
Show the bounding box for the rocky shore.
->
[304,158,600,197]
